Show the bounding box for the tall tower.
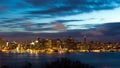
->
[83,35,87,44]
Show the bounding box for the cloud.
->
[25,0,120,16]
[27,6,75,16]
[0,0,120,42]
[0,6,8,12]
[53,20,84,23]
[24,22,33,26]
[23,22,67,32]
[53,23,66,30]
[82,30,104,36]
[81,25,106,36]
[0,23,120,42]
[3,18,26,23]
[25,0,50,6]
[82,23,120,36]
[102,23,120,36]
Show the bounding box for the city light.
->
[0,36,120,54]
[35,40,38,43]
[31,42,35,45]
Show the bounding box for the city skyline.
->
[0,0,120,42]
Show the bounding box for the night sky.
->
[0,0,120,42]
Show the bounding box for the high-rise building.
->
[83,35,87,44]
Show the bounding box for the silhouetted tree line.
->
[44,58,95,68]
[0,58,95,68]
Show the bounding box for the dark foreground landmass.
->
[0,58,95,68]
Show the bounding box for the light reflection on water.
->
[0,52,120,68]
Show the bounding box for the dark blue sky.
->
[0,0,120,42]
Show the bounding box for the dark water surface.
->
[0,52,120,68]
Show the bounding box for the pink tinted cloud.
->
[53,23,66,30]
[96,26,107,31]
[24,22,33,26]
[82,26,107,36]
